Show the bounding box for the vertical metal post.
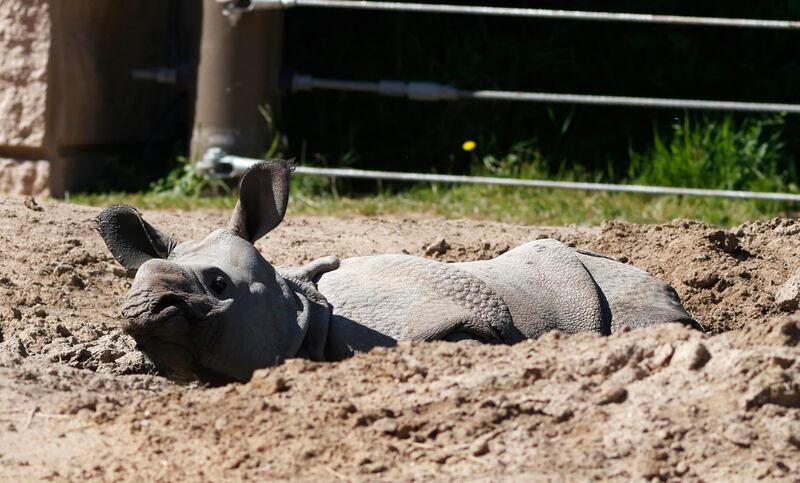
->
[191,0,283,162]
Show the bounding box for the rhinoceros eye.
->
[210,276,227,295]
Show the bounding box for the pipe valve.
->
[197,148,262,179]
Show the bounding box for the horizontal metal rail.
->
[198,150,800,202]
[292,73,800,114]
[294,167,800,202]
[223,0,800,30]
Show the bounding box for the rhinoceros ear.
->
[228,160,294,243]
[96,205,178,270]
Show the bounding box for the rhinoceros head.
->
[97,161,304,384]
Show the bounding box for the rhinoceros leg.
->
[575,250,698,332]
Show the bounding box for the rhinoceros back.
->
[456,239,609,338]
[317,255,520,354]
[316,239,614,352]
[316,239,692,355]
[459,240,693,334]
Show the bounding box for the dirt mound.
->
[0,197,799,481]
[583,218,800,333]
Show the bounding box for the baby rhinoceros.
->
[97,160,696,383]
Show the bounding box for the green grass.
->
[70,182,797,228]
[69,191,237,210]
[69,115,798,228]
[629,115,795,193]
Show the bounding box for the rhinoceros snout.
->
[121,293,180,319]
[121,298,190,337]
[121,259,207,337]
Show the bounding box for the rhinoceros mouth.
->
[134,329,234,385]
[191,360,238,386]
[121,292,233,384]
[127,310,234,385]
[133,334,197,383]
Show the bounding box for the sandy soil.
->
[0,196,798,481]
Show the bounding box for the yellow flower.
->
[462,140,477,152]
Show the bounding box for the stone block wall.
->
[0,0,200,197]
[0,0,50,195]
[0,0,49,151]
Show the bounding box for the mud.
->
[0,197,798,481]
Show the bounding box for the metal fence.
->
[206,0,800,202]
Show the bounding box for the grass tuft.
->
[629,115,795,193]
[70,116,799,227]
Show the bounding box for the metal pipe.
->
[292,73,800,114]
[191,0,284,161]
[197,149,800,202]
[462,90,800,114]
[220,0,800,30]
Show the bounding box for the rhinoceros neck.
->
[275,268,334,362]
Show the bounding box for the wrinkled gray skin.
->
[97,161,696,384]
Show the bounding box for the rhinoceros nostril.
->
[151,294,184,315]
